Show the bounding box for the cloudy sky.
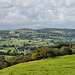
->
[0,0,75,30]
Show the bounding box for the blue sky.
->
[0,0,75,30]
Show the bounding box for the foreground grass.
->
[0,55,75,75]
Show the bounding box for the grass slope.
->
[0,55,75,75]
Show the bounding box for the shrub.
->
[31,47,56,60]
[53,43,73,48]
[31,53,38,60]
[0,62,8,69]
[54,48,60,56]
[59,46,72,55]
[7,55,31,66]
[72,49,75,54]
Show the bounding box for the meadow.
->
[0,54,75,75]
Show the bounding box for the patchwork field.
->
[0,28,75,47]
[0,28,75,57]
[0,55,75,75]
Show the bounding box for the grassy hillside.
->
[0,54,75,75]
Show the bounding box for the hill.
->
[0,54,75,75]
[0,28,75,47]
[0,28,75,61]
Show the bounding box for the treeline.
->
[0,51,24,56]
[0,43,75,69]
[0,43,37,51]
[0,54,31,69]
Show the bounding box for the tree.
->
[31,47,56,60]
[7,50,11,55]
[60,46,72,55]
[0,56,5,61]
[31,53,38,60]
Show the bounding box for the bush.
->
[54,48,60,56]
[31,53,38,60]
[59,46,72,55]
[72,45,75,49]
[53,43,73,48]
[7,55,31,66]
[72,49,75,54]
[31,47,56,60]
[0,62,8,69]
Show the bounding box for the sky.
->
[0,0,75,30]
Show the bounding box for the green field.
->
[0,47,16,52]
[0,55,75,75]
[0,55,14,60]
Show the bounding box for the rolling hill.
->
[0,28,75,60]
[0,54,75,75]
[0,28,75,47]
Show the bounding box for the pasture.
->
[0,55,75,75]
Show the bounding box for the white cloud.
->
[0,0,75,30]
